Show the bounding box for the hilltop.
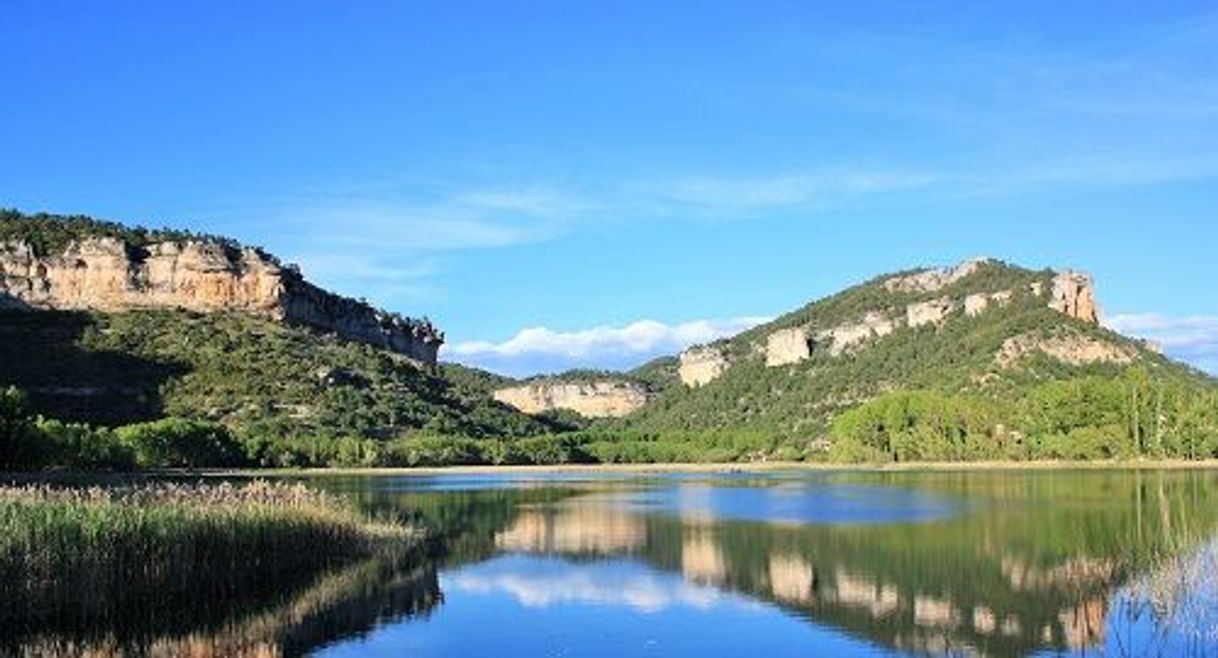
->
[0,209,442,363]
[485,257,1216,461]
[582,257,1216,461]
[0,210,565,450]
[2,210,1215,466]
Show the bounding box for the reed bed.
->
[1124,540,1218,647]
[0,480,417,644]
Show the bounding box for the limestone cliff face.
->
[0,237,443,365]
[1048,271,1098,323]
[964,290,1012,317]
[906,297,955,328]
[883,257,990,293]
[815,312,896,356]
[678,346,729,387]
[747,260,1103,372]
[765,327,812,366]
[996,331,1136,367]
[493,380,650,418]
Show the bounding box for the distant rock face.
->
[996,332,1136,367]
[0,237,443,365]
[815,312,896,356]
[678,346,729,387]
[765,327,812,366]
[884,257,990,294]
[1048,271,1098,323]
[493,381,650,418]
[907,297,955,328]
[965,290,1013,317]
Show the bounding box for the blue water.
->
[298,469,1218,657]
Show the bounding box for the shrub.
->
[34,418,135,470]
[116,417,245,468]
[0,387,43,470]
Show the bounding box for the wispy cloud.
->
[448,563,730,613]
[281,187,580,252]
[446,316,770,377]
[212,185,584,307]
[1106,313,1218,375]
[647,169,943,215]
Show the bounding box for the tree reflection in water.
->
[7,469,1218,657]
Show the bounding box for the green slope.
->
[609,260,1215,442]
[0,309,562,439]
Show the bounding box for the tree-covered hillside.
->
[607,260,1216,445]
[0,208,256,259]
[0,310,563,440]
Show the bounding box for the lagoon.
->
[7,468,1218,657]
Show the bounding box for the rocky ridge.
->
[677,259,1104,387]
[493,380,651,418]
[0,235,442,365]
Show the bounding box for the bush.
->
[0,387,42,470]
[116,418,245,468]
[34,419,134,470]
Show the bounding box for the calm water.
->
[14,469,1218,657]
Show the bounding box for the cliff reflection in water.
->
[9,470,1218,657]
[398,469,1218,657]
[6,547,441,658]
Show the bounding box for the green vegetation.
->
[3,212,1215,467]
[0,310,567,439]
[613,260,1215,444]
[0,208,258,259]
[0,480,416,634]
[828,369,1218,462]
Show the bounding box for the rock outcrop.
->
[907,297,955,328]
[678,346,729,387]
[964,290,1013,317]
[816,312,896,356]
[493,380,650,418]
[0,237,443,365]
[884,257,990,293]
[765,327,812,366]
[996,332,1137,367]
[1048,271,1098,323]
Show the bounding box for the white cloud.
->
[651,169,942,214]
[448,567,726,613]
[445,316,770,377]
[1106,313,1218,375]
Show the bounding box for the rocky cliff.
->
[493,380,651,418]
[675,258,1107,387]
[0,234,442,365]
[678,347,730,387]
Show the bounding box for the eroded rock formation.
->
[492,380,650,418]
[0,237,443,365]
[996,332,1136,367]
[815,312,896,356]
[1048,271,1099,323]
[883,257,990,293]
[678,346,729,387]
[765,327,812,366]
[906,297,955,328]
[964,290,1012,317]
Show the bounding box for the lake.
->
[9,468,1218,657]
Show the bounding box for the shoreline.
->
[8,459,1218,482]
[208,458,1218,477]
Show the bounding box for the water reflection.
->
[7,548,441,658]
[8,469,1218,657]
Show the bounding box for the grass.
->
[0,480,418,641]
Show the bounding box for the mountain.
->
[0,209,442,363]
[0,210,561,440]
[595,257,1216,458]
[3,209,1215,465]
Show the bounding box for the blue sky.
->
[2,2,1216,376]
